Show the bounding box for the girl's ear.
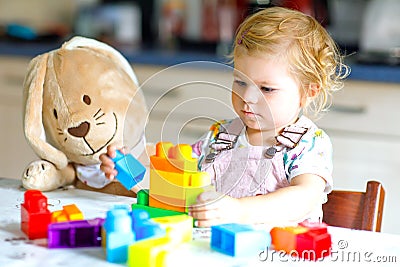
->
[300,83,320,107]
[308,83,321,97]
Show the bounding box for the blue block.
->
[103,206,135,263]
[113,151,146,190]
[211,223,271,257]
[131,209,165,241]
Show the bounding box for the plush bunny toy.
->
[22,36,148,192]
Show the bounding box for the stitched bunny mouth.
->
[81,112,118,156]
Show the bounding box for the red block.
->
[296,221,331,260]
[21,190,51,239]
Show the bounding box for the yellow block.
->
[51,210,68,223]
[127,236,172,267]
[150,169,186,199]
[152,214,193,244]
[63,204,84,221]
[150,169,211,199]
[51,204,84,222]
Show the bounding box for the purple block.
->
[48,218,104,248]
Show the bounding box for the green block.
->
[137,189,149,205]
[132,204,185,218]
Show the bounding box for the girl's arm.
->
[189,174,326,227]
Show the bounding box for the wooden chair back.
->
[322,180,385,232]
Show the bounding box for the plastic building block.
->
[270,225,308,252]
[21,190,51,239]
[150,142,197,173]
[150,169,211,199]
[113,150,146,190]
[127,214,193,267]
[63,204,84,220]
[103,206,135,263]
[51,204,84,223]
[296,222,331,260]
[149,193,186,213]
[131,204,185,218]
[150,169,186,199]
[270,222,331,260]
[48,218,104,248]
[183,185,214,211]
[148,142,212,213]
[131,209,165,241]
[137,189,149,206]
[211,223,271,257]
[127,236,173,267]
[152,214,193,244]
[51,210,68,223]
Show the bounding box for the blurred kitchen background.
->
[0,0,399,69]
[0,0,400,234]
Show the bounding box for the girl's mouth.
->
[242,110,256,117]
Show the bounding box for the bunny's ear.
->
[23,53,68,169]
[62,36,139,86]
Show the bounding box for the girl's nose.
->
[241,85,259,104]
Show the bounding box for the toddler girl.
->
[100,7,349,227]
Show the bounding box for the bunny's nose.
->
[68,121,90,138]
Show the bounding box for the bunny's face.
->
[41,48,145,165]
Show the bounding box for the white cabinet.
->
[317,80,400,234]
[317,80,400,137]
[133,63,236,144]
[0,56,37,180]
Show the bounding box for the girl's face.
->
[232,53,303,135]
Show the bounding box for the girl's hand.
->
[188,191,242,227]
[99,145,126,180]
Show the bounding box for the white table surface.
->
[1,178,399,267]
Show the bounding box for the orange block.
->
[149,194,186,213]
[150,142,198,173]
[51,210,68,223]
[51,204,83,222]
[270,226,308,253]
[63,204,84,220]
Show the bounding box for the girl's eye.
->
[234,80,247,87]
[260,86,275,93]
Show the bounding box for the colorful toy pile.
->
[103,206,193,266]
[20,141,332,266]
[131,141,213,219]
[20,189,193,266]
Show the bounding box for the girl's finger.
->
[190,209,219,220]
[195,217,223,228]
[197,191,222,203]
[100,154,114,166]
[100,166,118,179]
[107,145,117,158]
[120,146,128,155]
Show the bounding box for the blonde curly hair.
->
[232,7,350,118]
